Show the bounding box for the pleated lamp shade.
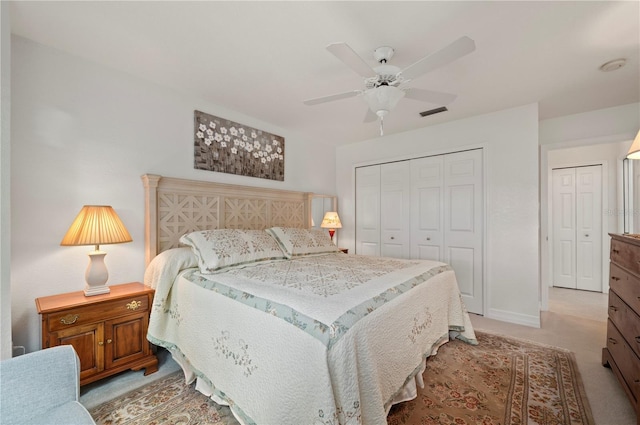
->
[61,205,132,296]
[627,130,640,160]
[61,205,132,247]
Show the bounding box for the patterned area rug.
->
[90,331,594,425]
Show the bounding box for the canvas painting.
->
[194,110,285,181]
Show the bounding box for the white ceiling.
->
[9,1,640,145]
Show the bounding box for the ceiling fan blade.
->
[326,42,377,78]
[303,90,361,106]
[364,108,378,123]
[400,36,476,82]
[404,88,457,105]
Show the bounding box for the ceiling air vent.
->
[420,107,448,117]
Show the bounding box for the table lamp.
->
[61,205,132,296]
[626,130,640,159]
[321,211,342,242]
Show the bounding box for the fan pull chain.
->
[379,115,384,136]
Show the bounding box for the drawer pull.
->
[60,314,79,325]
[608,337,618,345]
[611,276,620,281]
[613,249,620,254]
[609,305,618,312]
[126,300,142,311]
[107,339,112,344]
[98,341,104,346]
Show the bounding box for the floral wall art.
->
[194,110,285,181]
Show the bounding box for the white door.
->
[356,150,484,314]
[410,149,483,314]
[552,165,603,291]
[444,150,483,314]
[552,168,577,288]
[411,155,445,261]
[576,166,602,291]
[355,166,381,256]
[380,162,411,258]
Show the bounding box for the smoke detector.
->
[599,58,626,72]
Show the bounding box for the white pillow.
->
[265,227,340,258]
[143,247,198,290]
[180,229,286,273]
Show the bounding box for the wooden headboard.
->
[142,174,312,265]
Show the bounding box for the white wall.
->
[1,2,12,359]
[11,36,337,353]
[538,103,640,308]
[336,103,540,327]
[540,103,639,146]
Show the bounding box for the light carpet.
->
[90,331,594,425]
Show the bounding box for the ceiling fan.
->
[303,36,476,135]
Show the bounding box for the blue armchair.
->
[0,345,96,425]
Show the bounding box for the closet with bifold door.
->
[551,165,603,292]
[355,148,483,314]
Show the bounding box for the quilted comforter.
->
[145,249,476,425]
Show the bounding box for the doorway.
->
[551,165,603,292]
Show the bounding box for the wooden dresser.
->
[603,233,640,422]
[36,282,158,386]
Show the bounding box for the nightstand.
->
[340,248,349,254]
[35,282,158,386]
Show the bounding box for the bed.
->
[141,174,477,425]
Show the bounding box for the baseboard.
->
[486,308,541,328]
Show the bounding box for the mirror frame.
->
[623,158,631,233]
[309,194,337,229]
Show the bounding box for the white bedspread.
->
[145,250,476,425]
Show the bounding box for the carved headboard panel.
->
[142,174,312,265]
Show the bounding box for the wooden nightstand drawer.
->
[46,296,149,332]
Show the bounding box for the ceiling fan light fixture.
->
[304,36,475,136]
[363,85,405,114]
[363,86,405,137]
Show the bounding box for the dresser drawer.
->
[609,290,640,359]
[610,262,640,316]
[611,237,640,277]
[606,320,640,402]
[46,295,149,332]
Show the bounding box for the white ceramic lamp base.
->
[84,250,110,296]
